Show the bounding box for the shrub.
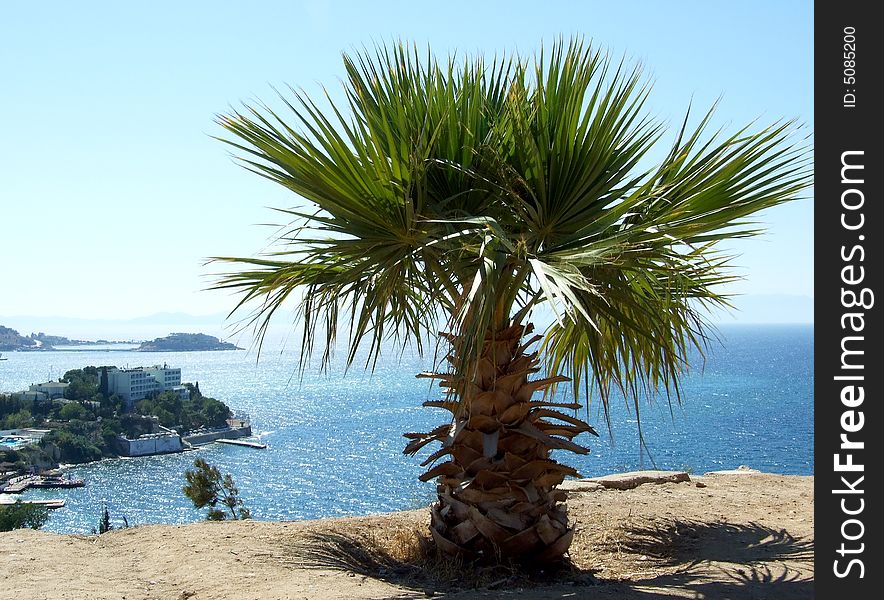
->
[0,501,49,531]
[183,458,250,520]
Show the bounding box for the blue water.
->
[0,324,813,533]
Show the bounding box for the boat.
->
[0,353,7,360]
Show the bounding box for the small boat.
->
[0,353,7,360]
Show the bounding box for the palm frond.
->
[212,37,811,422]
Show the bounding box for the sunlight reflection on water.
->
[1,325,812,533]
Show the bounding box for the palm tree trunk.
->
[405,321,596,564]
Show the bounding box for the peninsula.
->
[136,333,243,352]
[0,326,136,351]
[0,326,36,351]
[1,364,243,475]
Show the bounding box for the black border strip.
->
[815,2,880,596]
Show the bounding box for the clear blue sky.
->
[1,1,812,321]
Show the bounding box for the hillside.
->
[0,326,36,351]
[136,332,243,352]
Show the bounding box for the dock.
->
[183,423,252,447]
[1,475,84,494]
[30,476,85,489]
[0,496,65,509]
[216,438,267,450]
[2,476,33,494]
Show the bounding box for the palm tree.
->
[212,39,810,565]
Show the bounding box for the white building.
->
[105,364,189,407]
[144,365,183,390]
[28,381,69,399]
[18,390,48,402]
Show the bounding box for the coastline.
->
[0,471,813,599]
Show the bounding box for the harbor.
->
[1,423,258,497]
[0,473,78,510]
[1,423,262,523]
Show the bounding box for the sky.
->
[1,1,813,329]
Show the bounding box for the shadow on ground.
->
[282,519,813,599]
[600,519,813,600]
[608,565,814,599]
[616,518,813,566]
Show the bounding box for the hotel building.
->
[105,364,189,408]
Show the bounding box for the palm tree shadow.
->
[612,519,814,599]
[618,518,813,566]
[619,565,814,599]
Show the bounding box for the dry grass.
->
[286,523,597,593]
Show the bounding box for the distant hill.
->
[0,313,239,345]
[136,332,243,352]
[0,325,37,351]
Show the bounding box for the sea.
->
[0,324,813,534]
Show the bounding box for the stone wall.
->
[117,433,183,456]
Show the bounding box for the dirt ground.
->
[0,472,813,599]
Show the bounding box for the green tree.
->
[42,429,102,463]
[98,505,113,533]
[100,418,123,450]
[62,367,100,401]
[0,393,30,421]
[108,393,126,415]
[213,40,810,564]
[2,408,33,429]
[58,402,87,421]
[138,389,231,431]
[0,501,50,531]
[191,396,231,429]
[120,413,154,439]
[99,367,109,397]
[136,392,180,427]
[182,458,251,520]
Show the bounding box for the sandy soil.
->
[0,472,813,599]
